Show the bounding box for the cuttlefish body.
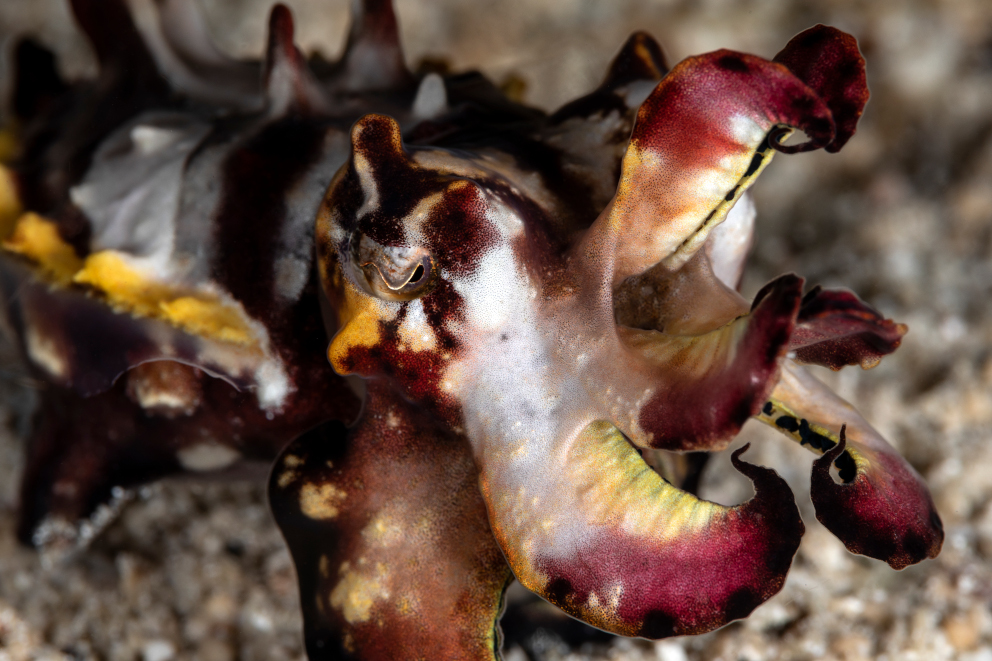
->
[0,1,940,658]
[270,23,943,661]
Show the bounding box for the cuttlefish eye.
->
[354,234,435,301]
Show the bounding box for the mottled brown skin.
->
[3,259,360,547]
[270,385,512,661]
[13,0,171,216]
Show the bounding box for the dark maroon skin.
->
[636,274,803,451]
[790,286,908,370]
[8,266,360,546]
[3,0,365,549]
[18,366,356,546]
[812,432,944,570]
[773,24,870,153]
[536,445,804,638]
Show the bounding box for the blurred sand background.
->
[0,0,991,659]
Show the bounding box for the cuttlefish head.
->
[316,113,558,418]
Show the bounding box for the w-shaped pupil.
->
[409,264,425,284]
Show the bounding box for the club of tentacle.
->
[0,1,944,659]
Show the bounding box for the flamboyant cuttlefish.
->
[0,0,943,658]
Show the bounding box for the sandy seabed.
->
[0,1,991,659]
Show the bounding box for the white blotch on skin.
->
[353,151,381,220]
[256,358,291,410]
[177,443,241,471]
[25,328,67,379]
[622,80,658,108]
[397,191,442,246]
[130,125,182,154]
[411,72,448,120]
[71,113,210,278]
[706,192,755,288]
[452,244,528,332]
[728,113,767,147]
[397,299,436,351]
[274,255,310,302]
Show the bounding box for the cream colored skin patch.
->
[24,327,68,380]
[276,469,298,489]
[329,560,390,624]
[126,361,203,416]
[299,482,348,520]
[177,443,241,472]
[132,389,193,412]
[361,511,405,547]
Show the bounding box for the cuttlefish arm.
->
[479,421,803,638]
[756,360,943,569]
[605,249,905,452]
[559,26,875,452]
[269,384,512,660]
[577,25,868,287]
[606,269,803,451]
[789,286,907,370]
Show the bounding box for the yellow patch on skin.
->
[330,561,390,624]
[395,595,414,616]
[2,223,261,347]
[276,469,298,488]
[611,143,647,217]
[570,421,721,542]
[328,280,393,374]
[492,421,725,599]
[0,164,22,239]
[299,482,347,520]
[2,212,83,284]
[362,512,404,547]
[282,454,304,468]
[74,251,256,345]
[158,297,252,344]
[319,555,330,578]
